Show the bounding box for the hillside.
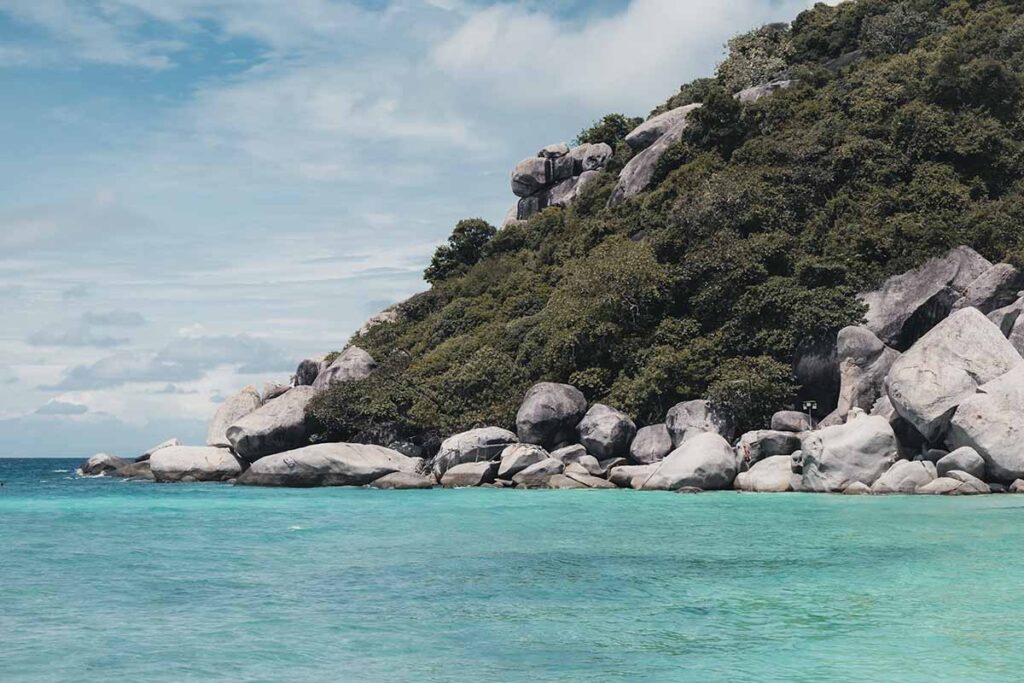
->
[306,0,1024,455]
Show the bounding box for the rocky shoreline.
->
[78,246,1024,497]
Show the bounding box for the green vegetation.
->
[309,0,1024,444]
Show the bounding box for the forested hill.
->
[309,0,1024,450]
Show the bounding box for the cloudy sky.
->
[0,0,829,457]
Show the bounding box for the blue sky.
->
[0,0,830,457]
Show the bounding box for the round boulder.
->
[516,382,587,449]
[431,427,518,478]
[642,432,737,491]
[150,446,244,483]
[629,424,673,465]
[576,403,637,459]
[665,400,736,448]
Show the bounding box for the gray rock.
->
[599,457,628,472]
[936,447,986,480]
[563,471,617,489]
[537,143,570,159]
[861,246,992,350]
[886,308,1022,442]
[550,444,588,464]
[576,403,636,459]
[1010,479,1024,493]
[546,474,589,489]
[565,456,604,477]
[870,395,926,456]
[665,399,735,448]
[501,206,522,229]
[948,364,1024,482]
[138,437,180,462]
[642,432,738,491]
[920,449,948,464]
[735,79,794,104]
[516,171,601,221]
[441,461,498,488]
[624,105,698,152]
[629,424,673,465]
[569,142,613,173]
[312,346,377,390]
[835,326,900,421]
[917,471,989,495]
[79,453,128,476]
[207,385,262,448]
[987,295,1024,336]
[236,443,416,487]
[512,457,565,488]
[497,443,549,479]
[511,155,574,198]
[226,385,318,463]
[369,471,436,489]
[262,382,290,402]
[294,355,328,386]
[151,446,244,483]
[946,469,990,493]
[801,415,899,492]
[770,411,815,433]
[607,464,658,489]
[611,104,702,205]
[843,481,872,495]
[734,455,801,492]
[736,430,802,471]
[952,263,1024,314]
[871,460,937,494]
[516,382,588,449]
[356,304,402,338]
[115,460,154,480]
[432,426,519,477]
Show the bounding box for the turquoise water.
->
[3,458,1023,682]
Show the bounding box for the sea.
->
[2,457,1022,682]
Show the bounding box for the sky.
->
[0,0,833,457]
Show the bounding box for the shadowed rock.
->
[629,424,672,465]
[227,386,318,462]
[516,382,587,449]
[801,415,898,492]
[207,385,262,448]
[948,365,1024,482]
[576,403,636,459]
[497,443,549,479]
[432,427,518,478]
[665,400,735,448]
[611,104,702,204]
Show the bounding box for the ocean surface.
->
[3,457,1023,682]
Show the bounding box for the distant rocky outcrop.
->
[507,142,612,223]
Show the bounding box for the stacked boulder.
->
[508,142,613,223]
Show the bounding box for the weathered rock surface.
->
[312,346,377,390]
[138,438,180,462]
[952,263,1024,314]
[665,399,735,448]
[948,365,1024,482]
[735,79,794,103]
[563,471,617,489]
[546,474,589,489]
[236,443,416,487]
[516,382,587,449]
[624,105,696,152]
[550,444,588,464]
[116,460,154,480]
[871,460,937,494]
[842,481,872,495]
[861,246,992,350]
[226,386,318,463]
[734,455,801,492]
[611,104,702,205]
[629,424,673,465]
[537,142,569,159]
[207,385,262,448]
[294,355,328,386]
[642,432,737,491]
[607,464,658,489]
[569,142,613,173]
[432,426,518,477]
[886,308,1022,442]
[151,446,244,483]
[870,395,926,456]
[736,430,801,471]
[835,326,900,420]
[511,155,574,198]
[770,411,815,433]
[917,471,989,495]
[497,443,549,479]
[262,382,290,402]
[441,461,499,488]
[369,471,436,490]
[512,457,565,488]
[800,415,898,492]
[936,447,986,480]
[80,453,128,476]
[576,403,636,459]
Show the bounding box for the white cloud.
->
[35,400,89,415]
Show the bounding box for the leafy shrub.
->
[424,219,496,284]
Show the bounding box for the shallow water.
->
[2,457,1023,682]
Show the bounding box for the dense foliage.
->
[309,0,1024,444]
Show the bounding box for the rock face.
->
[800,415,899,492]
[236,443,416,487]
[948,364,1024,482]
[665,400,735,448]
[226,386,318,463]
[936,447,986,480]
[953,263,1024,313]
[312,346,377,390]
[607,464,658,489]
[206,385,262,448]
[569,143,613,173]
[610,104,702,205]
[770,411,814,433]
[642,432,737,491]
[885,308,1022,443]
[629,424,673,465]
[860,246,992,351]
[835,326,900,421]
[736,430,802,471]
[497,443,549,479]
[80,453,128,476]
[550,444,588,464]
[871,460,937,494]
[262,382,289,402]
[516,382,588,449]
[511,143,613,221]
[441,461,498,488]
[431,427,518,477]
[562,471,617,489]
[516,171,601,221]
[512,457,565,488]
[843,481,872,495]
[735,79,794,103]
[576,404,637,459]
[150,446,244,483]
[625,105,695,152]
[295,355,328,386]
[734,455,801,492]
[369,471,436,490]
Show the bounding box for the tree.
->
[424,219,496,284]
[717,23,793,93]
[574,113,643,147]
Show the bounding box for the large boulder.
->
[624,105,697,152]
[917,470,989,495]
[871,460,937,494]
[79,453,128,476]
[734,455,801,492]
[952,263,1024,314]
[517,171,601,221]
[665,400,735,448]
[431,427,518,477]
[511,155,574,198]
[770,411,815,433]
[516,382,587,449]
[987,295,1024,355]
[138,437,181,462]
[870,395,926,456]
[512,457,564,488]
[886,308,1022,442]
[562,471,617,489]
[569,142,613,174]
[537,142,569,159]
[262,382,290,402]
[735,79,794,104]
[441,461,498,488]
[629,424,673,465]
[936,447,986,480]
[226,386,318,462]
[800,415,899,492]
[294,355,328,386]
[736,430,802,471]
[369,471,436,490]
[835,326,900,421]
[642,432,737,491]
[861,246,992,351]
[115,460,154,480]
[497,443,549,479]
[206,385,262,448]
[550,444,588,465]
[607,464,658,489]
[948,364,1024,482]
[237,444,416,487]
[576,404,636,459]
[312,346,377,390]
[610,104,702,205]
[150,446,244,483]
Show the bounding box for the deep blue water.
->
[3,457,1024,682]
